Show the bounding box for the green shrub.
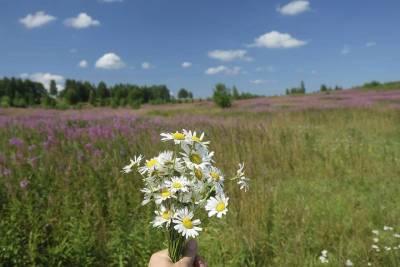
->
[213,83,232,108]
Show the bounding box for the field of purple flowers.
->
[1,89,400,266]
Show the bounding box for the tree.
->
[232,86,239,100]
[320,84,328,92]
[178,88,189,99]
[300,80,306,94]
[49,80,58,96]
[97,81,109,106]
[213,83,231,108]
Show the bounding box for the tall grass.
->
[1,108,400,266]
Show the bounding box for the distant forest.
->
[0,77,175,109]
[0,77,261,109]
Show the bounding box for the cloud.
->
[341,45,351,55]
[208,49,252,62]
[250,79,267,85]
[256,66,276,72]
[181,62,192,68]
[366,42,376,47]
[249,31,307,48]
[78,60,88,68]
[19,11,56,29]
[277,0,310,15]
[142,62,154,69]
[205,65,242,75]
[95,53,125,69]
[64,13,100,29]
[21,72,64,90]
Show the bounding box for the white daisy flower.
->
[393,233,400,238]
[372,230,380,235]
[205,194,229,218]
[139,157,158,175]
[318,250,329,263]
[181,144,214,170]
[122,155,143,173]
[236,163,250,192]
[371,244,380,252]
[190,167,206,182]
[160,131,187,144]
[152,205,174,228]
[156,151,185,175]
[165,176,189,193]
[173,208,202,238]
[155,188,175,204]
[183,129,210,147]
[373,237,379,243]
[206,166,224,186]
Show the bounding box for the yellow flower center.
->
[194,168,203,180]
[192,136,201,142]
[182,217,193,229]
[162,211,171,220]
[146,158,157,168]
[190,153,202,164]
[216,202,225,212]
[161,190,170,199]
[172,181,182,189]
[172,132,185,140]
[210,171,220,181]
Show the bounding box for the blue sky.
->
[0,0,399,97]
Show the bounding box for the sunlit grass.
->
[1,107,400,266]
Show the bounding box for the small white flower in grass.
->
[373,237,379,243]
[367,263,372,266]
[152,205,173,228]
[173,208,202,238]
[122,155,143,173]
[393,233,400,238]
[161,131,187,144]
[384,225,394,231]
[205,194,229,218]
[384,246,392,251]
[319,250,328,263]
[371,244,380,252]
[236,163,250,192]
[165,176,189,193]
[183,129,210,147]
[372,230,379,235]
[345,259,353,266]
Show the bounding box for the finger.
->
[148,249,172,267]
[195,255,207,267]
[174,239,197,267]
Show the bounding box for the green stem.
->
[168,224,185,263]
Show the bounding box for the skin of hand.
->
[148,240,207,267]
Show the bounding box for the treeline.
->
[0,77,49,107]
[0,77,172,108]
[285,81,306,95]
[212,83,262,108]
[320,84,343,92]
[360,80,400,90]
[60,80,171,108]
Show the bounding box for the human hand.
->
[148,240,207,267]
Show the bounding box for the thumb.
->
[175,239,197,267]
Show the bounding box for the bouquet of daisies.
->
[122,129,250,262]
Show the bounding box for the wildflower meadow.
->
[1,91,400,266]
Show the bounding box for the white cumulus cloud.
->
[19,11,56,29]
[205,65,242,75]
[181,62,192,68]
[277,0,310,15]
[142,62,154,69]
[21,72,65,90]
[64,13,100,29]
[250,79,267,85]
[78,60,88,68]
[249,31,307,48]
[95,53,125,69]
[208,49,252,62]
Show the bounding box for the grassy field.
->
[1,93,400,266]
